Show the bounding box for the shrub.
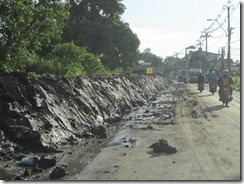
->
[47,43,105,76]
[232,76,240,90]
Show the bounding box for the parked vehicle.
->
[188,75,198,83]
[188,68,202,83]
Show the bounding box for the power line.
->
[231,39,240,43]
[201,29,211,52]
[231,47,240,50]
[205,0,240,35]
[175,0,239,61]
[231,53,240,56]
[210,34,226,39]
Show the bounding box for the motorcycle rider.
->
[208,71,218,92]
[197,72,204,90]
[217,70,233,101]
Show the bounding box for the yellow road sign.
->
[146,68,152,74]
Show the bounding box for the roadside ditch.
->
[0,73,171,180]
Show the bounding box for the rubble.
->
[150,138,177,153]
[0,72,171,180]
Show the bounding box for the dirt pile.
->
[150,138,177,153]
[0,72,171,152]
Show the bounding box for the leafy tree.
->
[102,21,140,70]
[162,56,183,76]
[47,42,105,76]
[189,51,208,70]
[131,48,163,75]
[62,0,140,71]
[140,48,163,68]
[0,0,69,71]
[67,0,125,19]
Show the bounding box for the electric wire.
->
[184,0,238,56]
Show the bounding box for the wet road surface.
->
[65,82,240,181]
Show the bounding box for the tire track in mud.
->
[184,85,219,120]
[177,83,240,180]
[66,82,240,180]
[175,86,224,179]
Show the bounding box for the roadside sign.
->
[146,68,152,74]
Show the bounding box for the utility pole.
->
[174,52,179,58]
[201,29,211,74]
[227,6,231,74]
[221,47,225,72]
[207,5,232,74]
[196,41,203,50]
[201,30,211,54]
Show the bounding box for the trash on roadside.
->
[150,138,177,153]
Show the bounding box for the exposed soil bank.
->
[0,73,171,180]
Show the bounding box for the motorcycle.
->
[209,82,217,95]
[198,82,204,93]
[220,87,233,107]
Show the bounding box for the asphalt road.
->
[66,82,241,181]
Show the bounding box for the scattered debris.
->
[49,165,67,180]
[38,155,56,170]
[121,137,137,148]
[191,108,198,118]
[18,156,39,167]
[0,73,172,180]
[150,138,177,153]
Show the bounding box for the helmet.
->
[223,70,229,74]
[211,71,215,74]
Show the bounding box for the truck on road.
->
[188,68,202,83]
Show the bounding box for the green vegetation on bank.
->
[0,0,239,78]
[232,76,240,91]
[0,0,140,76]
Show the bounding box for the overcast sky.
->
[121,0,241,61]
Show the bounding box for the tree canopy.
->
[189,51,208,70]
[140,48,163,68]
[0,0,160,76]
[0,0,143,75]
[0,0,69,70]
[62,0,140,70]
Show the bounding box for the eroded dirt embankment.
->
[0,73,171,153]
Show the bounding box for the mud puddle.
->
[107,84,180,149]
[67,82,183,180]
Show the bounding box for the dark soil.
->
[0,73,171,180]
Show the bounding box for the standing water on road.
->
[68,83,183,180]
